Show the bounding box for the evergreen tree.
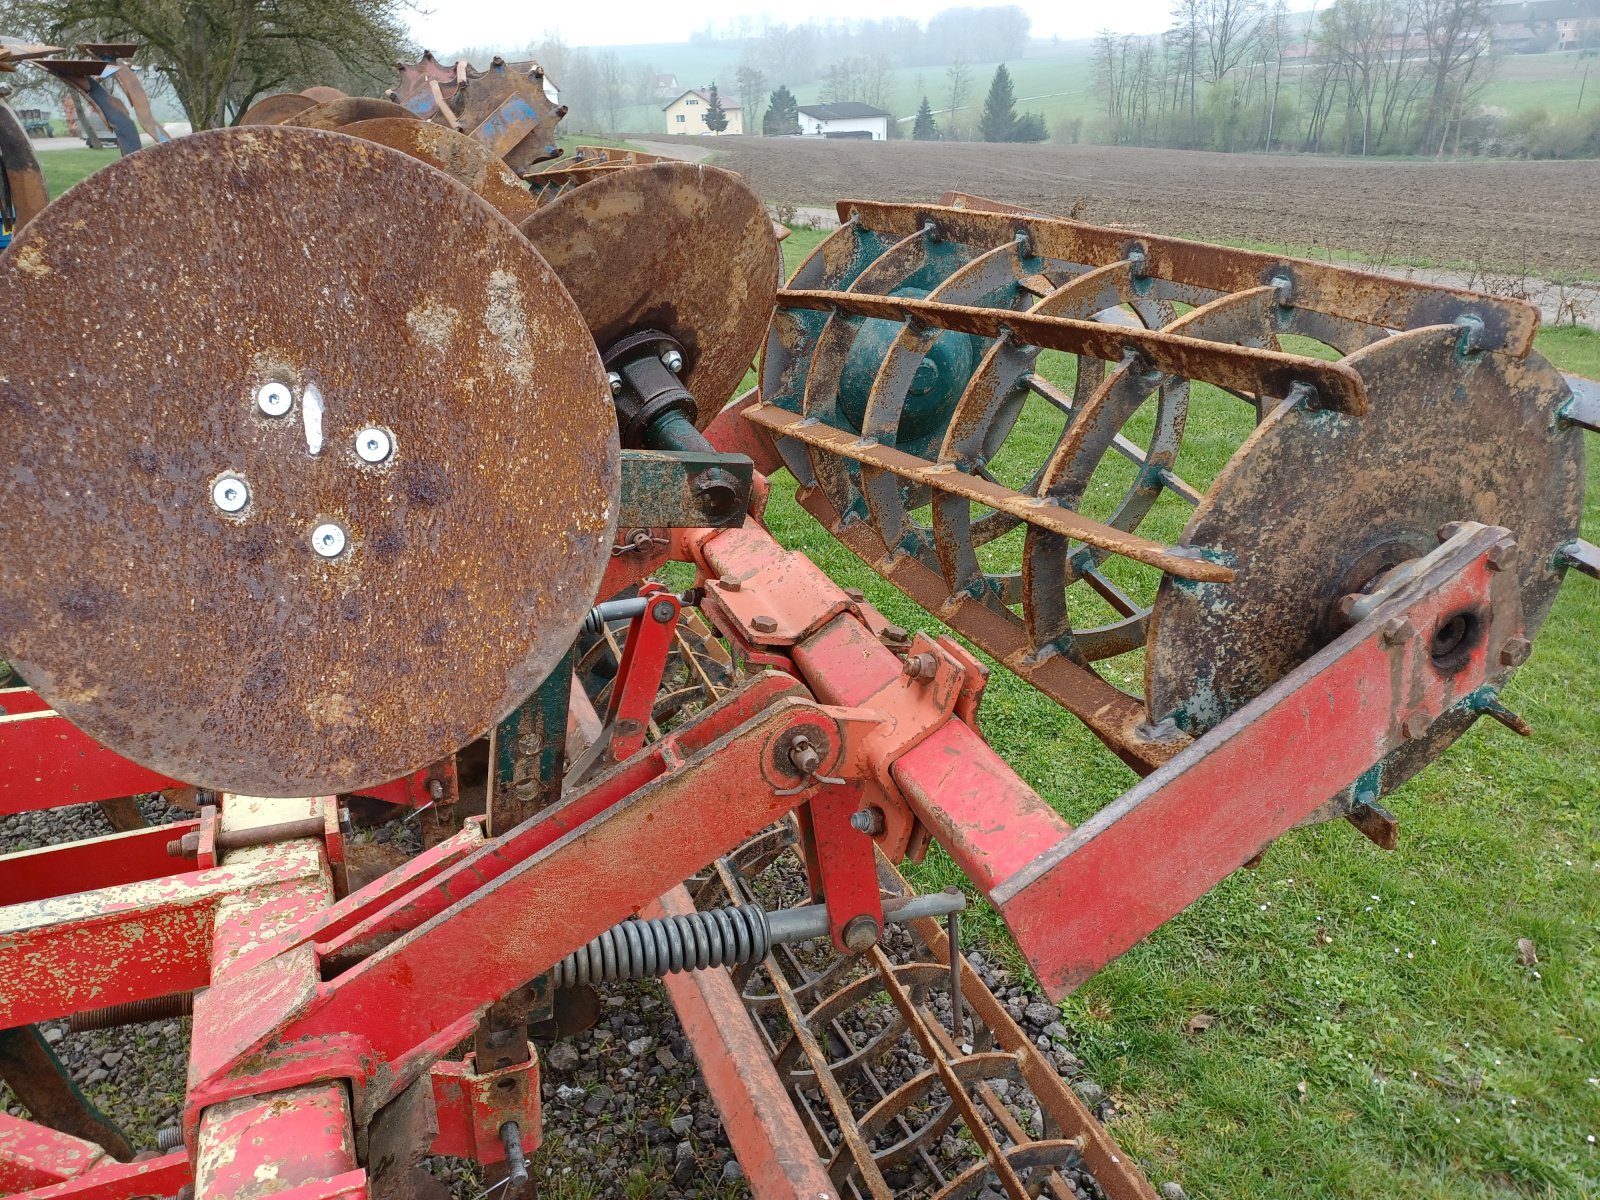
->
[979,63,1018,143]
[763,84,802,136]
[912,95,939,140]
[703,82,729,133]
[1012,112,1049,142]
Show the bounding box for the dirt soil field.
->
[697,136,1599,278]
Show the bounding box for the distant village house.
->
[651,73,680,101]
[663,88,744,135]
[795,102,891,140]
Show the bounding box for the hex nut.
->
[718,576,742,592]
[904,652,937,680]
[1380,617,1414,647]
[1485,539,1517,572]
[1498,637,1533,668]
[751,614,778,634]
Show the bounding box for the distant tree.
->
[13,0,411,129]
[1012,111,1049,141]
[764,83,801,135]
[594,51,626,131]
[980,63,1018,142]
[913,95,939,139]
[703,81,729,133]
[944,55,971,139]
[734,63,766,133]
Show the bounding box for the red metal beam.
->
[188,694,847,1125]
[3,1152,189,1200]
[0,821,198,907]
[0,1115,109,1193]
[0,710,182,816]
[985,527,1519,999]
[0,853,319,1029]
[650,886,836,1199]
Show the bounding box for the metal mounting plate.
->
[518,162,780,429]
[0,126,620,796]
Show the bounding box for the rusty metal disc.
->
[300,86,347,104]
[238,92,317,125]
[1146,329,1584,755]
[0,126,620,797]
[287,96,416,130]
[341,117,537,224]
[518,162,780,427]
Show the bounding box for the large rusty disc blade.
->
[238,92,317,125]
[341,117,537,224]
[287,96,416,129]
[1146,328,1584,766]
[300,86,347,103]
[518,162,780,427]
[0,126,620,797]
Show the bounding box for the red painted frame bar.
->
[984,526,1520,999]
[0,709,182,816]
[3,1152,189,1200]
[0,1115,108,1193]
[649,886,837,1199]
[0,820,199,907]
[0,854,320,1029]
[0,688,51,716]
[187,695,846,1124]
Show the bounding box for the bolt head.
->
[1402,712,1430,740]
[211,475,250,513]
[256,382,292,417]
[751,614,778,634]
[311,522,347,558]
[607,371,623,397]
[1380,617,1414,646]
[717,576,742,592]
[1498,637,1532,668]
[1437,521,1464,542]
[1485,539,1517,572]
[651,599,677,624]
[904,652,937,680]
[881,624,909,643]
[354,426,393,464]
[844,587,866,602]
[660,349,684,374]
[841,915,880,953]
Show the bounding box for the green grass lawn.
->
[763,227,1600,1198]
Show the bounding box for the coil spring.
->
[552,903,771,989]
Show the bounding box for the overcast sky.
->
[406,0,1182,55]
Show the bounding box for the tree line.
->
[1093,0,1500,156]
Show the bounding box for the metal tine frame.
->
[757,198,1490,736]
[693,828,1154,1200]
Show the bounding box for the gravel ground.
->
[1,802,1145,1198]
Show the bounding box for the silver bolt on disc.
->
[311,522,347,558]
[354,426,393,463]
[256,382,293,417]
[211,476,250,513]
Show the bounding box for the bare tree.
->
[594,51,625,132]
[1416,0,1495,154]
[1200,0,1264,83]
[735,63,765,133]
[945,54,971,140]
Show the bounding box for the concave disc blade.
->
[287,96,415,129]
[238,92,317,125]
[1146,328,1583,761]
[0,126,620,797]
[341,117,537,224]
[518,162,780,427]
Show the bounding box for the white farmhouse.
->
[663,88,744,135]
[795,102,890,140]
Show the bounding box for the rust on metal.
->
[1147,327,1584,752]
[237,92,317,126]
[340,117,538,223]
[286,96,416,129]
[519,162,781,427]
[0,126,620,796]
